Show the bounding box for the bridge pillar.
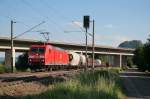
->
[120,55,122,68]
[5,48,15,72]
[114,55,122,68]
[122,55,127,67]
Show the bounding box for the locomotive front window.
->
[31,47,45,53]
[31,48,38,53]
[39,48,45,53]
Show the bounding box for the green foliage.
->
[143,38,150,71]
[118,40,143,49]
[0,64,5,73]
[133,36,150,71]
[132,47,146,71]
[21,69,125,99]
[15,52,29,71]
[127,57,133,68]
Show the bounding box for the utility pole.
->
[10,21,45,73]
[11,20,16,73]
[85,27,88,70]
[92,20,95,71]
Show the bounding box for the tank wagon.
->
[28,44,101,71]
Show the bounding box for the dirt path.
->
[120,69,150,99]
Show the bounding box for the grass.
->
[0,64,5,73]
[20,68,125,99]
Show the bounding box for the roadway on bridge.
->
[120,69,150,99]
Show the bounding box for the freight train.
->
[28,44,101,71]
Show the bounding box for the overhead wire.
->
[40,0,84,34]
[21,0,65,33]
[72,21,93,37]
[40,1,89,44]
[13,21,45,39]
[41,0,73,22]
[0,15,13,20]
[1,0,88,43]
[15,21,32,28]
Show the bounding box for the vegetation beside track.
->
[0,64,5,73]
[20,68,125,99]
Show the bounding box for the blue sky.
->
[0,0,150,47]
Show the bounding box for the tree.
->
[143,37,150,71]
[118,40,143,49]
[15,52,29,71]
[132,47,147,71]
[127,57,133,68]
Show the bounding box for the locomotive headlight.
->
[29,58,32,62]
[29,55,34,58]
[39,55,44,58]
[41,59,45,62]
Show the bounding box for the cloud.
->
[112,35,130,41]
[104,24,116,29]
[95,33,131,46]
[66,21,83,28]
[72,21,83,27]
[64,21,84,33]
[96,34,130,41]
[111,35,130,46]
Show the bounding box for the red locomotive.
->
[28,44,101,71]
[28,45,69,70]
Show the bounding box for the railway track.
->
[0,65,104,90]
[0,70,80,88]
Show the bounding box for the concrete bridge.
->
[0,37,134,71]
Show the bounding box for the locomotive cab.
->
[28,45,46,69]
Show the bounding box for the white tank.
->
[95,59,101,66]
[68,52,80,66]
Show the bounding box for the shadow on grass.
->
[0,95,17,99]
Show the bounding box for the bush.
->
[15,52,29,71]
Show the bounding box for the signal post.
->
[83,16,95,71]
